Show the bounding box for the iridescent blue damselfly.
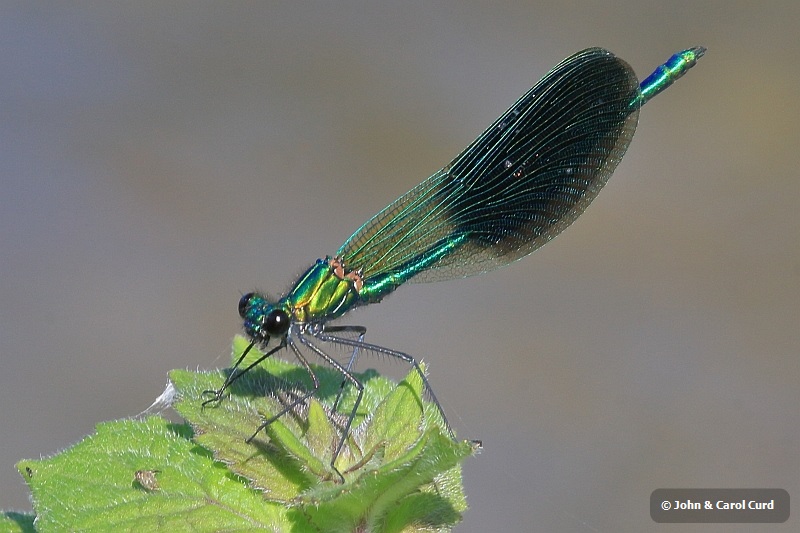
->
[203,47,705,481]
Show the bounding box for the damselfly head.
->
[239,292,291,342]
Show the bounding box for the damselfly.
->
[203,47,705,481]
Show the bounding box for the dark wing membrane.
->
[338,48,640,284]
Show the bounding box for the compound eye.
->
[265,309,291,336]
[238,292,255,318]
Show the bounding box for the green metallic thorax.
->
[284,258,359,322]
[285,236,468,323]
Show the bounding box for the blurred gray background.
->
[2,2,798,532]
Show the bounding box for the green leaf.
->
[299,430,475,532]
[362,361,427,459]
[17,416,292,532]
[9,336,478,532]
